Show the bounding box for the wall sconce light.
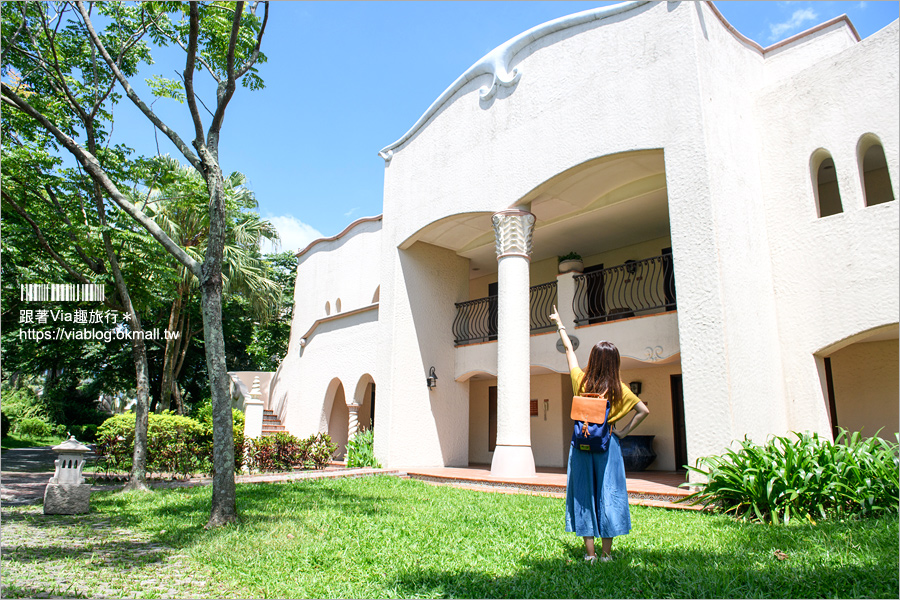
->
[629,381,642,395]
[426,366,438,389]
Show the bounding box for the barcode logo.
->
[20,284,105,302]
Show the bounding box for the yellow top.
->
[571,367,641,424]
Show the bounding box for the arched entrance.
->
[819,325,899,440]
[352,374,376,434]
[324,378,349,459]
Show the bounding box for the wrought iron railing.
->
[573,254,676,325]
[453,282,559,346]
[529,281,558,334]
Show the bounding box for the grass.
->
[2,475,898,598]
[1,432,68,450]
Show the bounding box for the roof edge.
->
[377,1,651,163]
[295,215,383,258]
[706,2,860,55]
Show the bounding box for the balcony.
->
[573,254,676,325]
[453,281,558,346]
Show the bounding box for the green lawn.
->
[1,433,67,450]
[2,475,897,599]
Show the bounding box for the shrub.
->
[15,416,53,438]
[345,429,380,468]
[681,429,899,523]
[304,432,338,470]
[95,411,246,478]
[246,432,337,472]
[1,412,10,438]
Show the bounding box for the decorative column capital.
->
[492,209,535,260]
[347,403,360,413]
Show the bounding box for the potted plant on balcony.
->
[558,252,584,274]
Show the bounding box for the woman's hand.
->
[549,304,562,327]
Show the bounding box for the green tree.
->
[2,1,270,526]
[136,157,280,413]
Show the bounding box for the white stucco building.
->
[265,1,899,475]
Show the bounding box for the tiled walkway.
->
[402,465,701,510]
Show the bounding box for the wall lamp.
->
[427,366,438,389]
[629,381,642,395]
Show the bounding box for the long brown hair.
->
[581,341,622,412]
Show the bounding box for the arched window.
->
[858,135,894,206]
[325,301,331,316]
[812,151,843,218]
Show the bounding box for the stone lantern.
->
[43,435,91,514]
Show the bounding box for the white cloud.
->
[768,8,818,41]
[344,207,359,218]
[260,214,324,255]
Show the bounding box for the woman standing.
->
[550,306,649,563]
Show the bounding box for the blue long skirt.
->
[565,433,632,538]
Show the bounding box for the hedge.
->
[95,409,245,478]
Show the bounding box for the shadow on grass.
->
[83,476,398,548]
[392,545,899,599]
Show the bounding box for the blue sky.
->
[109,1,899,253]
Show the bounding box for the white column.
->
[348,403,360,440]
[244,376,264,440]
[490,208,537,478]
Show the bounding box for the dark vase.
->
[620,435,657,471]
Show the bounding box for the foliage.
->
[680,429,900,523]
[246,432,337,472]
[345,429,380,468]
[0,386,48,424]
[1,411,9,438]
[14,416,53,438]
[558,252,582,262]
[95,410,246,478]
[6,478,897,599]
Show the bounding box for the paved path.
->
[1,446,62,506]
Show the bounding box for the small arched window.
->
[325,301,331,316]
[335,298,342,313]
[858,135,894,206]
[372,286,380,304]
[812,151,843,218]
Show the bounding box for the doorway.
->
[670,374,687,471]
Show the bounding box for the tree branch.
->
[144,6,222,84]
[207,1,245,140]
[235,1,269,79]
[2,83,202,278]
[184,2,206,146]
[74,0,202,172]
[2,190,93,284]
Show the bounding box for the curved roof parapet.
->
[377,1,650,163]
[295,214,383,258]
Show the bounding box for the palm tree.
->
[134,157,281,413]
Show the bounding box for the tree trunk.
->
[159,281,185,412]
[124,335,151,491]
[200,167,237,528]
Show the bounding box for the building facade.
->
[266,1,899,474]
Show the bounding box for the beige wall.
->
[581,235,672,271]
[830,340,899,440]
[620,363,683,471]
[468,368,685,469]
[468,373,571,468]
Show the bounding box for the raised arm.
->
[550,304,580,373]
